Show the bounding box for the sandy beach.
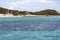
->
[0,14,22,17]
[0,14,39,17]
[0,14,60,17]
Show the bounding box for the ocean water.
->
[0,16,60,40]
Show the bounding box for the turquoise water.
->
[0,16,60,40]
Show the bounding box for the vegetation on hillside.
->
[0,7,60,16]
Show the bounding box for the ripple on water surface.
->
[0,17,60,40]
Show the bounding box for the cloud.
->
[5,0,32,9]
[0,0,55,11]
[37,0,53,3]
[8,2,17,9]
[8,0,54,8]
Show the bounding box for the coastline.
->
[0,14,60,17]
[0,14,39,17]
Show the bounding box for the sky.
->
[0,0,60,12]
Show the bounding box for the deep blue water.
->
[0,16,60,40]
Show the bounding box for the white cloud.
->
[6,0,32,9]
[37,0,53,3]
[8,0,54,7]
[8,2,17,9]
[4,0,55,11]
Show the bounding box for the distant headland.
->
[0,7,60,17]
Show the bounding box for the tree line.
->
[0,7,60,16]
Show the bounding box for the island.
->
[0,7,60,17]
